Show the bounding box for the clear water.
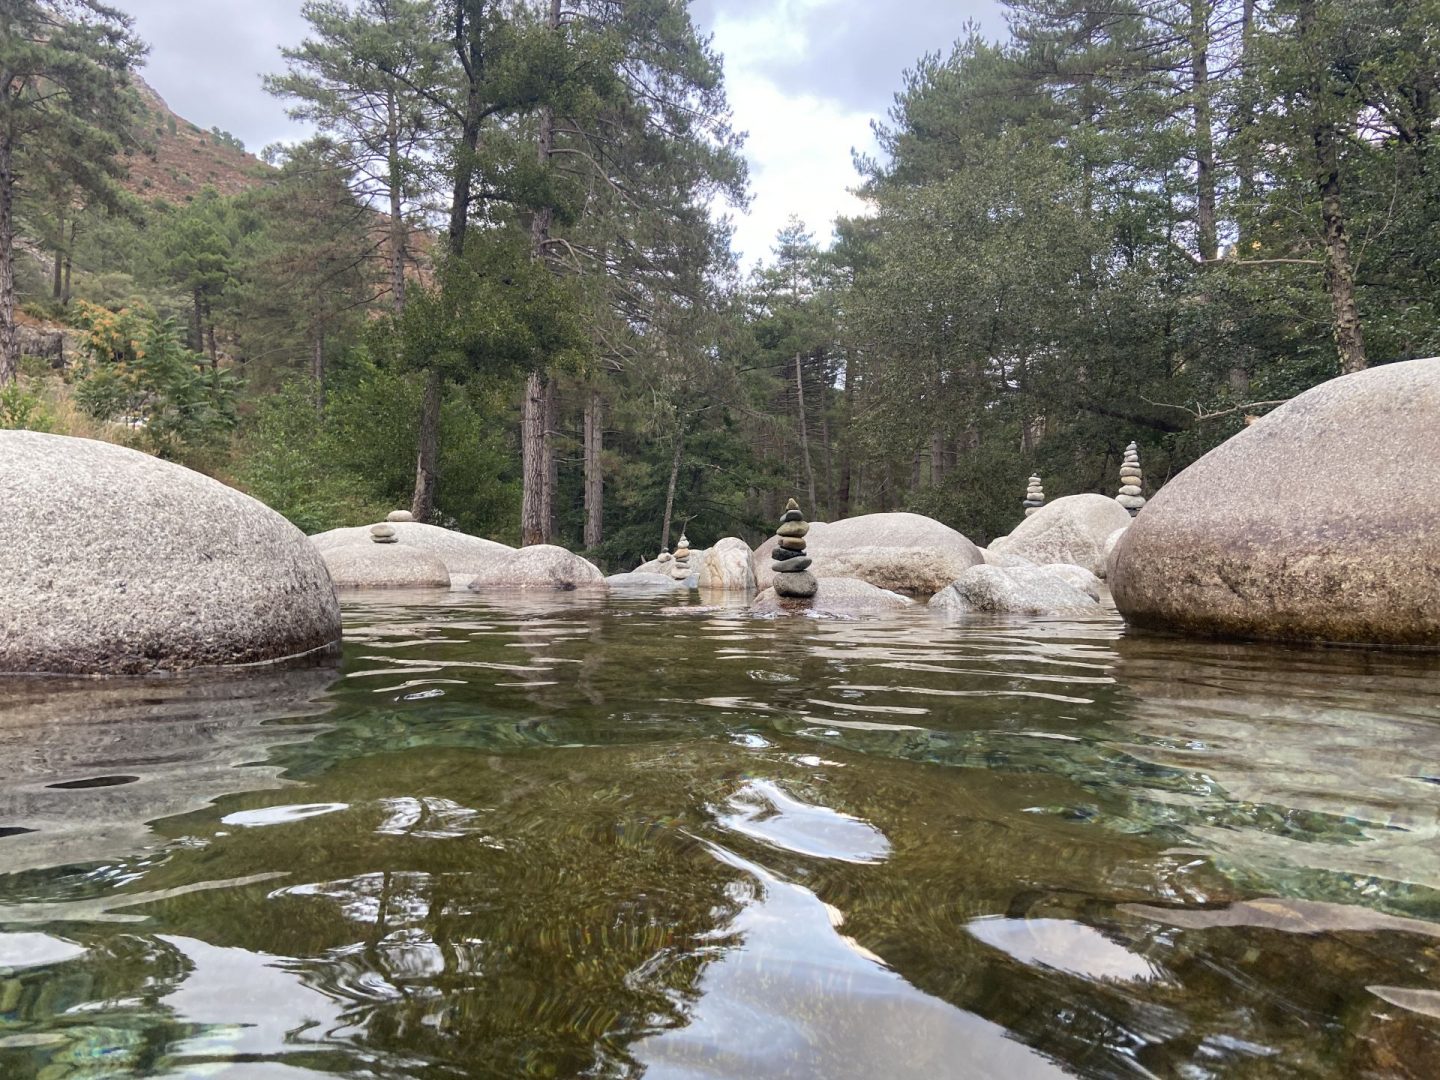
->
[2,593,1439,1078]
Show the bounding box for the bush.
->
[0,383,54,432]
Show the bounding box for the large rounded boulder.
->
[1110,359,1440,646]
[322,540,451,589]
[310,521,513,578]
[467,545,606,591]
[0,432,341,674]
[930,565,1103,617]
[755,513,981,595]
[989,494,1133,576]
[751,577,913,618]
[697,537,756,592]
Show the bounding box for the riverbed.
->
[2,593,1438,1077]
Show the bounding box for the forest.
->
[2,0,1436,568]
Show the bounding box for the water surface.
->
[2,593,1438,1078]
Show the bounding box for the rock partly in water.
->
[929,565,1103,617]
[757,512,982,595]
[989,494,1134,576]
[606,571,689,591]
[321,536,451,589]
[697,537,756,592]
[467,545,606,591]
[0,431,341,674]
[752,577,912,617]
[1102,526,1128,578]
[1040,563,1105,601]
[310,522,514,578]
[1110,358,1440,646]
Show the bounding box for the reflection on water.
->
[0,594,1438,1077]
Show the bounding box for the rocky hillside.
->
[122,76,270,202]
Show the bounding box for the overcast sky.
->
[121,0,1005,266]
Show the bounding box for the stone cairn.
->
[370,523,398,544]
[1116,442,1146,516]
[1023,475,1045,517]
[772,498,818,599]
[671,535,693,580]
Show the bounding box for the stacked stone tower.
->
[772,499,817,599]
[1116,442,1146,516]
[671,535,693,580]
[1023,476,1045,517]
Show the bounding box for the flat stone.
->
[778,537,807,551]
[1117,495,1146,509]
[386,510,415,523]
[773,556,813,573]
[773,570,818,598]
[369,524,397,543]
[0,431,341,675]
[781,510,804,523]
[772,546,807,561]
[778,521,810,538]
[1119,485,1143,497]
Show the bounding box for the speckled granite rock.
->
[0,431,341,674]
[697,537,757,592]
[321,541,451,589]
[310,521,513,577]
[989,494,1134,576]
[1110,358,1440,645]
[929,565,1102,617]
[751,577,912,617]
[606,571,689,591]
[755,512,981,594]
[467,545,606,591]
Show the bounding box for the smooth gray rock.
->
[606,571,688,591]
[322,542,451,589]
[1039,563,1105,601]
[1119,485,1143,497]
[695,537,756,592]
[756,512,982,595]
[1102,527,1129,578]
[386,510,415,522]
[773,557,814,573]
[1111,358,1440,645]
[310,522,513,578]
[752,576,911,617]
[467,545,606,591]
[0,431,341,675]
[929,565,1103,617]
[989,494,1134,575]
[773,569,818,598]
[980,548,1036,568]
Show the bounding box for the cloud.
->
[122,0,310,153]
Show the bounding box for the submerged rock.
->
[929,565,1103,617]
[467,545,606,591]
[989,494,1133,576]
[1111,358,1440,646]
[0,431,341,675]
[751,576,912,617]
[606,571,689,591]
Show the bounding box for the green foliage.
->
[69,301,237,456]
[0,382,53,432]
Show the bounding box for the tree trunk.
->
[311,331,325,413]
[521,370,549,546]
[1190,0,1217,262]
[51,204,64,301]
[794,352,818,517]
[929,431,945,487]
[660,431,683,553]
[1236,0,1257,245]
[191,287,204,355]
[583,388,603,549]
[206,305,219,371]
[0,131,15,383]
[386,88,407,317]
[837,351,856,518]
[1301,0,1367,374]
[544,376,558,543]
[61,219,74,305]
[411,368,442,522]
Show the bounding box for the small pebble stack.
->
[672,535,693,580]
[1023,476,1045,517]
[370,523,398,544]
[772,498,818,599]
[1116,442,1146,516]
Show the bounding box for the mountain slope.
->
[122,76,271,202]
